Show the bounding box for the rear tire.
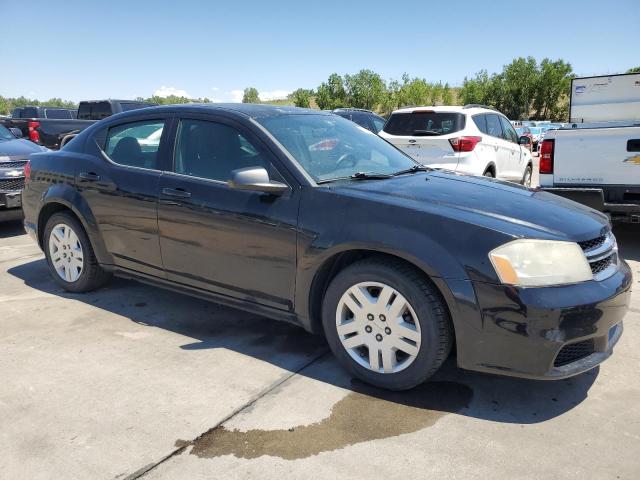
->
[44,212,111,293]
[483,169,494,178]
[521,164,533,187]
[321,258,453,391]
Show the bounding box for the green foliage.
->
[442,83,453,106]
[344,69,386,110]
[0,95,77,115]
[459,57,574,121]
[291,88,313,108]
[242,87,260,104]
[315,73,347,110]
[627,67,640,73]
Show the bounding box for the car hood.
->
[331,171,609,241]
[0,139,47,159]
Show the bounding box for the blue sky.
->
[3,0,639,102]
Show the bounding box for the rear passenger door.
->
[156,114,300,311]
[78,114,174,277]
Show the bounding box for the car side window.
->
[173,119,269,182]
[104,120,165,169]
[473,114,488,134]
[499,116,518,143]
[372,116,386,133]
[485,114,503,138]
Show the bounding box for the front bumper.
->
[458,259,632,380]
[0,190,23,221]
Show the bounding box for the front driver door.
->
[157,115,300,311]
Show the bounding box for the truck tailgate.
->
[553,126,640,185]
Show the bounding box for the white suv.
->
[379,105,534,186]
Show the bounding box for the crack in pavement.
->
[122,349,330,480]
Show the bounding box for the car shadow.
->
[8,257,601,431]
[615,223,640,262]
[0,219,25,239]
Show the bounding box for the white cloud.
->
[211,86,220,91]
[228,90,244,103]
[153,86,192,98]
[259,89,291,101]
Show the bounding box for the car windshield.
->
[257,114,418,182]
[0,125,15,140]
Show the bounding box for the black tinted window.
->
[45,109,72,119]
[174,119,268,182]
[499,116,518,143]
[78,102,112,120]
[105,120,165,169]
[21,107,38,118]
[473,114,488,134]
[383,112,465,136]
[485,114,503,138]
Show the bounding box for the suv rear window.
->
[78,102,112,120]
[383,112,465,136]
[45,109,72,119]
[21,107,38,118]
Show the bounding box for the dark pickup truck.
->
[0,99,155,150]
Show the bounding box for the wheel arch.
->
[37,186,112,265]
[483,162,496,176]
[304,249,459,342]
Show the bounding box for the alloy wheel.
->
[48,223,84,282]
[335,282,421,374]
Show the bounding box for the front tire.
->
[44,212,111,292]
[322,258,453,390]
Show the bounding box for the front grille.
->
[590,253,616,275]
[578,235,606,251]
[578,232,618,280]
[0,178,25,191]
[554,339,595,367]
[0,161,27,169]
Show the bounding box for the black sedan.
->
[22,104,631,390]
[0,125,47,220]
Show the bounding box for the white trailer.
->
[569,73,640,123]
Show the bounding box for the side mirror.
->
[518,135,531,145]
[228,167,288,195]
[9,127,22,138]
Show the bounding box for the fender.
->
[40,183,113,266]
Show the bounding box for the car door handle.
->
[162,187,191,198]
[78,172,100,181]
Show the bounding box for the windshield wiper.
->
[350,171,393,180]
[412,130,441,136]
[392,164,432,176]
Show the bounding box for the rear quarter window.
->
[383,112,465,136]
[21,107,38,118]
[472,114,488,134]
[45,109,72,119]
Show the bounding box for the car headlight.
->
[489,239,592,287]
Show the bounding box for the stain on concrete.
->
[182,381,472,460]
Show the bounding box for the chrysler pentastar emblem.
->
[624,155,640,165]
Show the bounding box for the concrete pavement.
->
[0,220,638,479]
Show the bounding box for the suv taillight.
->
[28,121,40,143]
[540,139,554,174]
[449,136,481,152]
[24,160,31,182]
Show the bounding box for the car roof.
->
[390,105,500,116]
[118,103,330,120]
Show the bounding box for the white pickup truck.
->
[539,73,640,223]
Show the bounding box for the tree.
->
[315,73,347,110]
[442,83,453,106]
[380,79,402,116]
[532,59,573,120]
[499,56,539,119]
[459,70,491,105]
[291,88,313,108]
[398,74,431,107]
[242,87,260,103]
[344,69,386,110]
[627,67,640,73]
